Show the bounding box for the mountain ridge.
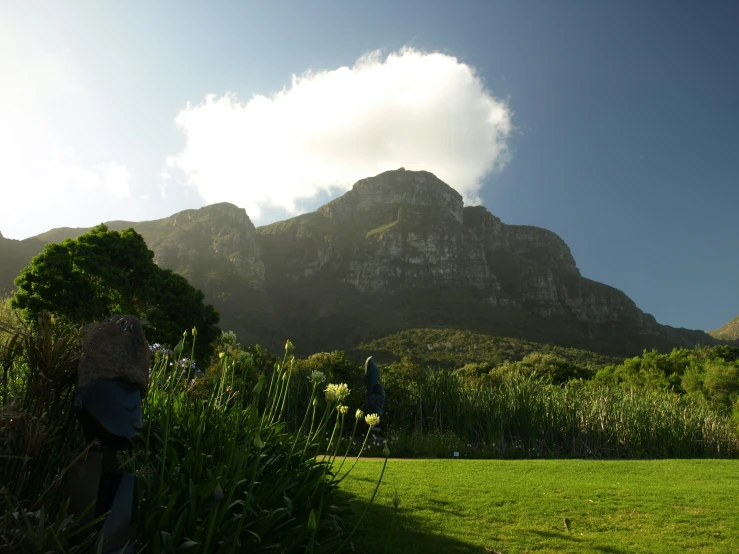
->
[0,168,722,355]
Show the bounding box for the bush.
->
[12,225,220,363]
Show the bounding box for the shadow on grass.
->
[343,496,484,553]
[341,495,631,554]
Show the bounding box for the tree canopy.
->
[12,224,220,361]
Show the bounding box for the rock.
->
[463,204,664,332]
[463,206,578,274]
[255,169,716,354]
[78,315,150,396]
[261,169,497,293]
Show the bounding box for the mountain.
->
[1,168,719,356]
[255,169,716,355]
[0,231,45,296]
[23,205,275,347]
[709,316,739,342]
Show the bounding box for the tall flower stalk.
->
[121,336,386,552]
[334,413,381,485]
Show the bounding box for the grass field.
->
[338,459,739,553]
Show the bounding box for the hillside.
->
[0,232,45,295]
[710,316,739,342]
[347,328,623,369]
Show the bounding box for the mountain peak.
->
[320,168,463,223]
[169,202,250,228]
[201,202,245,214]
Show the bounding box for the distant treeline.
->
[350,328,624,371]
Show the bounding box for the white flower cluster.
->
[309,370,326,384]
[324,383,350,403]
[337,405,349,415]
[365,413,380,427]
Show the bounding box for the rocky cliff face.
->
[19,204,266,295]
[259,168,664,331]
[255,169,715,354]
[463,206,578,274]
[8,168,719,356]
[260,170,496,294]
[143,202,265,291]
[462,205,660,330]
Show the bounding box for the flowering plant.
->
[324,383,350,403]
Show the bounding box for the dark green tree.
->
[12,224,220,361]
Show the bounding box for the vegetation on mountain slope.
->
[710,315,739,342]
[349,328,623,371]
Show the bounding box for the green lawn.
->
[337,459,739,553]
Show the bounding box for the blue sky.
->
[1,0,737,331]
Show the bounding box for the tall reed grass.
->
[383,369,739,458]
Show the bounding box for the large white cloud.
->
[167,48,513,220]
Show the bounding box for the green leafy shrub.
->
[594,346,739,415]
[12,224,220,362]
